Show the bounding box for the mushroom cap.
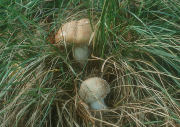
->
[79,77,110,104]
[55,18,93,45]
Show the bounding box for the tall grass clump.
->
[0,0,180,126]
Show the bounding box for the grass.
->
[0,0,180,126]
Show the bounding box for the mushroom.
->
[55,18,93,64]
[79,77,110,110]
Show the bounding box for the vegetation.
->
[0,0,180,126]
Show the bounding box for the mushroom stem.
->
[73,45,89,65]
[90,98,107,110]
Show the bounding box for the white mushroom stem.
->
[90,98,107,110]
[73,45,89,65]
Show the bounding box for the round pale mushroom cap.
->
[55,18,93,45]
[79,77,110,104]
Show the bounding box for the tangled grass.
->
[0,0,180,126]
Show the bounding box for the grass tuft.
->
[0,0,180,126]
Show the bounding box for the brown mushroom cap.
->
[55,18,93,45]
[79,77,110,104]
